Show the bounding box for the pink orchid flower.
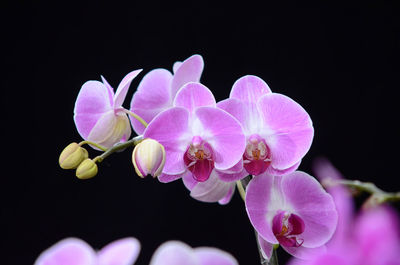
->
[130,54,204,135]
[34,237,140,265]
[34,238,238,265]
[149,241,238,265]
[218,75,314,176]
[245,171,338,260]
[288,159,400,265]
[143,82,246,183]
[74,70,142,149]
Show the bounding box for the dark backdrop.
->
[3,1,399,265]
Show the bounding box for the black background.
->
[3,1,400,265]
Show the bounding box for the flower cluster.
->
[34,237,238,265]
[54,54,399,265]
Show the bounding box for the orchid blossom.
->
[144,82,245,183]
[74,70,142,149]
[130,55,204,134]
[245,171,338,259]
[218,75,313,176]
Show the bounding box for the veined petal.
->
[194,107,245,170]
[114,69,142,107]
[158,172,185,183]
[245,174,283,244]
[258,93,313,170]
[149,241,198,265]
[170,54,204,98]
[74,81,113,139]
[174,82,216,114]
[230,75,271,103]
[190,171,233,203]
[217,98,263,136]
[144,107,191,175]
[97,237,141,265]
[218,184,235,205]
[266,161,301,176]
[34,238,96,265]
[130,68,173,134]
[195,247,239,265]
[282,171,338,248]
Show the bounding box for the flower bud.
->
[132,139,166,178]
[59,143,89,169]
[76,158,98,179]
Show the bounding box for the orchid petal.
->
[114,69,142,107]
[97,237,140,265]
[144,107,191,175]
[282,244,327,260]
[101,75,115,107]
[149,241,198,265]
[218,184,235,205]
[173,61,182,73]
[74,81,113,139]
[174,82,216,114]
[190,171,233,203]
[245,174,281,244]
[195,247,239,265]
[266,161,301,176]
[257,235,273,260]
[217,98,263,136]
[34,238,96,265]
[170,54,204,98]
[282,171,338,248]
[230,75,271,103]
[217,167,247,182]
[258,93,313,170]
[130,69,173,134]
[182,171,198,190]
[194,107,245,170]
[158,172,185,183]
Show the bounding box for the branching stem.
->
[92,135,143,163]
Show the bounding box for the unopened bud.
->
[76,159,98,179]
[132,139,166,178]
[59,143,89,169]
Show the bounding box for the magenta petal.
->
[74,81,113,139]
[170,54,204,97]
[144,107,191,175]
[189,158,214,182]
[182,171,198,191]
[130,69,173,134]
[34,238,96,265]
[149,241,198,265]
[266,161,301,176]
[190,171,233,203]
[282,244,327,260]
[158,172,185,183]
[257,235,274,260]
[195,247,239,265]
[174,82,216,114]
[230,75,271,103]
[258,93,313,170]
[218,184,235,205]
[194,107,245,170]
[97,237,140,265]
[114,69,142,107]
[217,168,248,182]
[282,171,338,248]
[245,174,281,244]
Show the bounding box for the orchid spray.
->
[53,54,400,265]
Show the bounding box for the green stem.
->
[78,140,108,151]
[124,109,148,128]
[93,135,143,163]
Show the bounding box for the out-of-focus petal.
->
[190,171,233,203]
[144,107,191,175]
[230,75,271,103]
[170,54,204,98]
[173,61,182,73]
[245,174,281,244]
[195,247,239,265]
[97,237,140,265]
[282,171,337,248]
[149,241,198,265]
[74,81,113,139]
[217,98,263,136]
[257,235,273,260]
[114,69,142,107]
[34,238,96,265]
[194,107,245,170]
[312,157,354,246]
[258,93,313,170]
[282,244,326,261]
[174,82,216,114]
[130,69,173,134]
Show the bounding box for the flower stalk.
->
[93,135,143,163]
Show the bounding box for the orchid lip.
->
[272,211,305,248]
[243,134,271,175]
[183,136,214,182]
